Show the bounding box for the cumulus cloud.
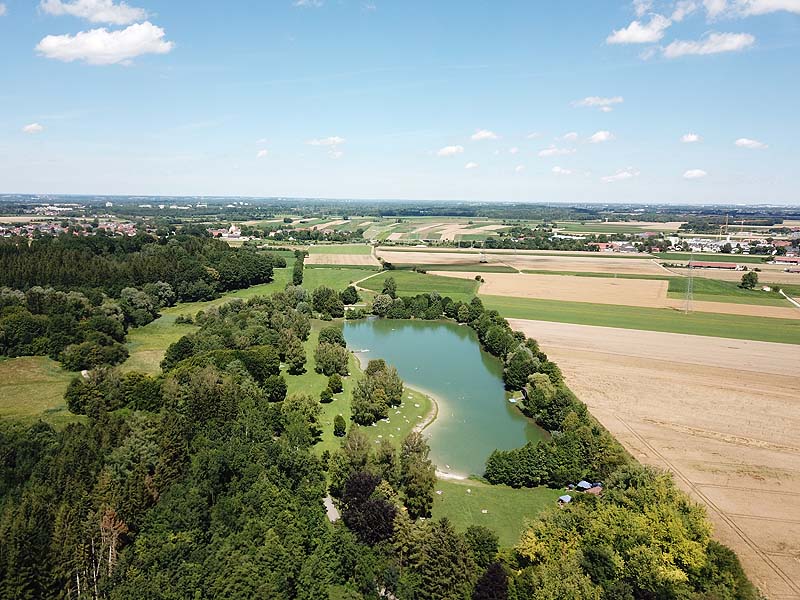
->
[256,149,268,159]
[561,132,579,141]
[572,96,624,110]
[681,133,702,143]
[552,166,573,175]
[704,0,728,17]
[735,137,767,149]
[589,130,615,143]
[634,0,653,16]
[308,136,345,146]
[509,147,519,154]
[437,145,464,157]
[464,161,479,170]
[736,0,800,15]
[672,0,699,20]
[684,169,708,179]
[22,123,45,134]
[607,14,672,44]
[538,146,576,157]
[36,22,174,65]
[40,0,147,25]
[515,165,526,173]
[0,3,6,16]
[601,168,640,183]
[329,150,343,159]
[526,132,540,139]
[471,129,498,141]
[663,32,755,58]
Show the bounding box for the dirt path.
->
[509,319,800,599]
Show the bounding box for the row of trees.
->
[0,231,281,301]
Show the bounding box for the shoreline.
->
[352,349,470,480]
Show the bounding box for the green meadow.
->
[360,270,479,302]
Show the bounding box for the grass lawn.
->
[284,320,433,458]
[666,277,790,306]
[482,295,800,344]
[655,252,767,264]
[303,266,380,290]
[308,244,374,255]
[0,356,78,426]
[360,271,479,302]
[432,478,562,547]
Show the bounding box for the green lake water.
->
[344,319,545,476]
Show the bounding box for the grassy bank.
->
[0,357,77,426]
[482,294,800,344]
[432,478,564,547]
[360,270,479,302]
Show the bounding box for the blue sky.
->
[1,0,798,204]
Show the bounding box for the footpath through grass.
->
[482,295,800,344]
[432,479,563,547]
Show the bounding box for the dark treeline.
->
[0,231,281,302]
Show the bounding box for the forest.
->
[0,276,758,598]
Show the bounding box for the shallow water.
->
[344,318,545,476]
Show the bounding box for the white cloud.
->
[308,136,345,146]
[471,129,499,141]
[329,150,343,159]
[601,168,640,182]
[0,4,6,16]
[464,161,479,170]
[255,137,268,145]
[736,0,800,15]
[681,133,702,143]
[735,137,767,149]
[561,132,579,141]
[552,166,573,175]
[294,0,323,6]
[437,145,464,157]
[36,22,174,65]
[509,147,519,154]
[684,169,708,179]
[515,165,526,173]
[22,123,45,134]
[663,32,755,58]
[572,96,624,110]
[634,0,653,16]
[526,132,541,139]
[589,130,615,143]
[672,0,699,20]
[538,146,576,157]
[256,149,268,159]
[704,0,728,17]
[607,14,671,44]
[40,0,147,25]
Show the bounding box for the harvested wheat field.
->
[431,271,669,307]
[510,319,800,599]
[304,253,380,267]
[430,271,800,319]
[311,219,348,230]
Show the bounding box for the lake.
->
[344,318,545,476]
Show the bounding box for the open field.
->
[656,252,768,264]
[510,319,800,599]
[0,357,76,426]
[378,249,666,276]
[380,247,655,259]
[307,244,374,255]
[431,270,800,319]
[668,266,800,285]
[431,478,563,547]
[359,270,479,301]
[305,253,381,267]
[482,295,800,344]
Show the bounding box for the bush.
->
[333,414,347,437]
[320,388,334,403]
[314,342,349,376]
[328,373,344,393]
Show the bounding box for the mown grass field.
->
[307,244,374,255]
[360,271,479,302]
[432,478,563,547]
[655,252,767,264]
[0,356,77,425]
[482,295,800,344]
